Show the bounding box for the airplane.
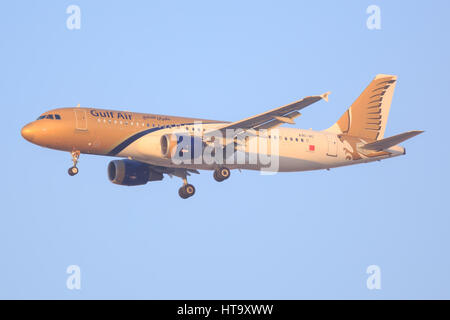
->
[21,74,423,199]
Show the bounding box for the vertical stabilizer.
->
[326,74,397,141]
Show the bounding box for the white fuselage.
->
[117,123,405,173]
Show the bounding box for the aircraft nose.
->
[21,123,36,142]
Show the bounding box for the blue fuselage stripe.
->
[107,122,222,156]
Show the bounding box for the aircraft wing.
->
[210,92,331,134]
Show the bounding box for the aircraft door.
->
[326,134,338,157]
[74,109,88,131]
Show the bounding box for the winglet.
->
[320,91,331,102]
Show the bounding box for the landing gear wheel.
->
[68,166,79,176]
[69,150,80,177]
[178,184,195,199]
[213,167,230,182]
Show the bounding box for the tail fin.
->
[326,74,397,141]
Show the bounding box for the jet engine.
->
[160,134,205,160]
[108,159,163,186]
[160,134,179,158]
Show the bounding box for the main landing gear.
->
[177,166,230,199]
[213,167,230,182]
[178,176,195,199]
[68,150,80,176]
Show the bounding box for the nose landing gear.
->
[68,166,79,176]
[68,150,80,176]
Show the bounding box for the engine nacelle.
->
[160,134,179,158]
[108,159,163,186]
[160,133,205,160]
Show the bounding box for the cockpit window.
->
[36,114,62,120]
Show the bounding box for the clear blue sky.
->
[0,1,448,299]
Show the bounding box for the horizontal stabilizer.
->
[361,130,424,151]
